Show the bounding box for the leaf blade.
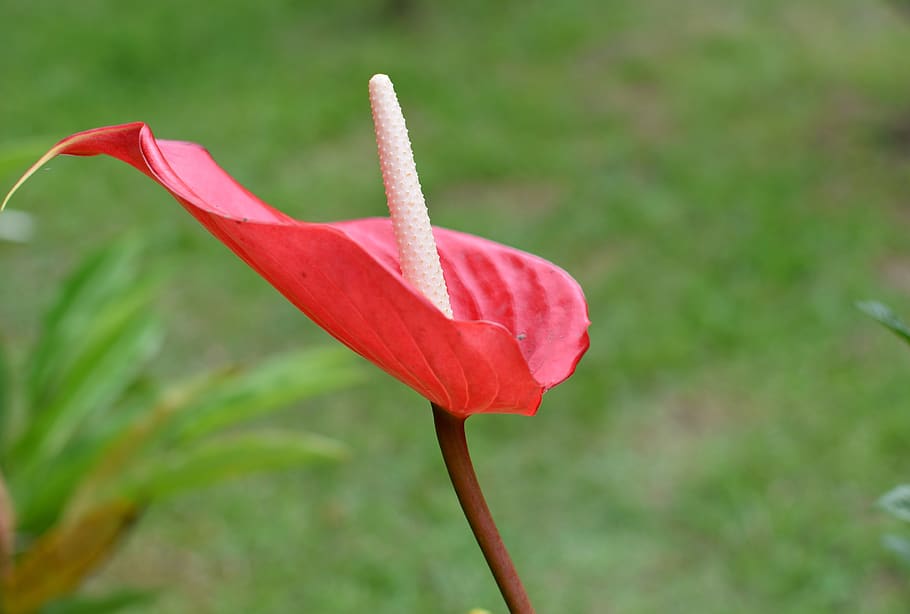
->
[165,347,361,444]
[858,301,910,346]
[114,430,346,502]
[2,501,139,614]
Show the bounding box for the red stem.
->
[431,404,535,614]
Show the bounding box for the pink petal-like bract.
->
[15,123,590,418]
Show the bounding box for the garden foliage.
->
[0,241,360,613]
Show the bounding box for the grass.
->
[3,0,910,611]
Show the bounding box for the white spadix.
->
[369,73,453,318]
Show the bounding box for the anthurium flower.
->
[5,75,590,613]
[5,99,588,421]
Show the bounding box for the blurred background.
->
[2,0,910,612]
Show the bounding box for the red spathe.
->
[34,122,590,418]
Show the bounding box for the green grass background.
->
[3,0,910,611]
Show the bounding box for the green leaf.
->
[858,301,910,346]
[115,429,347,502]
[880,484,910,522]
[11,312,162,471]
[25,240,146,412]
[40,590,156,614]
[7,314,160,519]
[60,350,359,521]
[3,502,139,614]
[14,435,127,535]
[58,372,231,524]
[163,347,361,443]
[13,382,163,535]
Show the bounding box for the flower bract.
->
[6,122,590,418]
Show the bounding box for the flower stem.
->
[431,404,535,614]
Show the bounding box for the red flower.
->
[7,122,589,418]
